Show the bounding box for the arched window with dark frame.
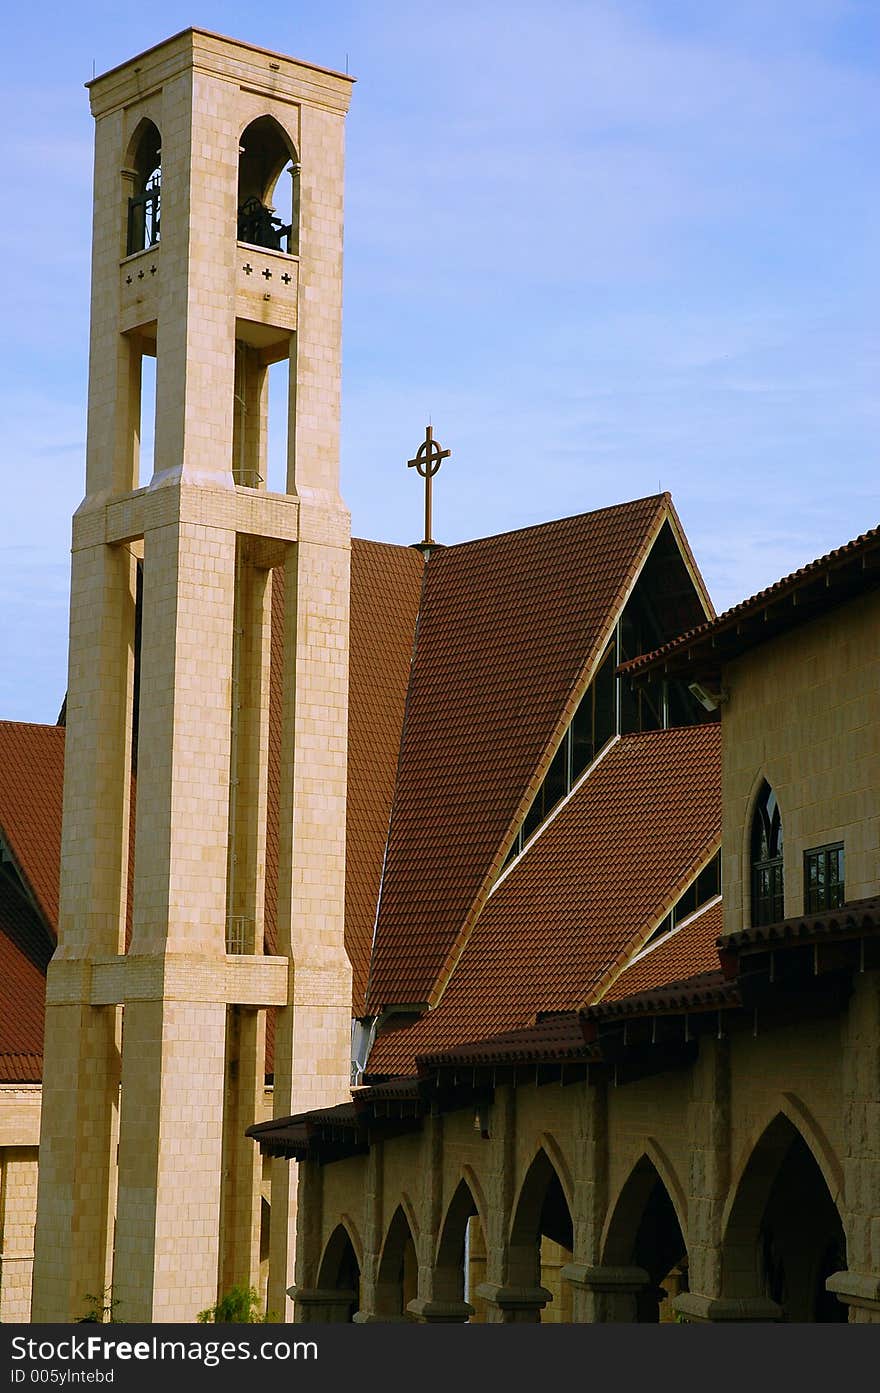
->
[751,781,783,926]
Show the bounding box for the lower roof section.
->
[366,723,721,1078]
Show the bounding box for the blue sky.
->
[1,1,878,721]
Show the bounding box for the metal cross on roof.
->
[407,424,451,549]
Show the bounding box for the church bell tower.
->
[31,29,354,1322]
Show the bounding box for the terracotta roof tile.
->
[718,896,880,951]
[346,541,424,1011]
[0,876,53,1079]
[0,721,65,931]
[366,495,673,1014]
[601,898,723,1001]
[366,723,721,1076]
[585,969,736,1021]
[416,1014,591,1068]
[0,1054,43,1084]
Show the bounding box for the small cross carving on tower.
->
[407,424,451,549]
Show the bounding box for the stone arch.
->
[431,1174,489,1319]
[508,1147,574,1321]
[535,1131,575,1214]
[724,1094,844,1234]
[237,114,298,252]
[721,1110,847,1321]
[314,1221,361,1323]
[374,1203,419,1321]
[124,115,162,181]
[601,1148,689,1322]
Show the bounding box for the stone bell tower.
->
[31,29,354,1323]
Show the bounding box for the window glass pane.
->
[619,675,639,735]
[804,845,844,913]
[676,881,697,923]
[594,648,616,751]
[639,686,662,731]
[571,686,594,781]
[543,742,568,814]
[521,791,543,842]
[696,851,720,904]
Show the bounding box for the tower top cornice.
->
[87,26,355,118]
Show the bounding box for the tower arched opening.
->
[237,116,298,254]
[125,120,161,255]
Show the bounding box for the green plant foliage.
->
[196,1284,274,1323]
[76,1288,123,1323]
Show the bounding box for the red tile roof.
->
[601,898,723,1001]
[416,1014,591,1069]
[365,495,675,1014]
[584,969,736,1021]
[718,896,880,951]
[0,876,52,1081]
[346,541,424,1010]
[0,721,65,932]
[366,723,721,1076]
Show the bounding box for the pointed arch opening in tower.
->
[125,120,161,255]
[237,116,298,255]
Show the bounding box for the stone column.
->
[219,551,273,1295]
[113,514,236,1323]
[675,1035,778,1322]
[351,1142,383,1323]
[32,537,135,1322]
[562,1080,609,1321]
[268,515,352,1321]
[475,1086,551,1323]
[829,970,880,1323]
[407,1112,473,1323]
[288,1157,355,1322]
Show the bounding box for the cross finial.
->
[407,424,451,550]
